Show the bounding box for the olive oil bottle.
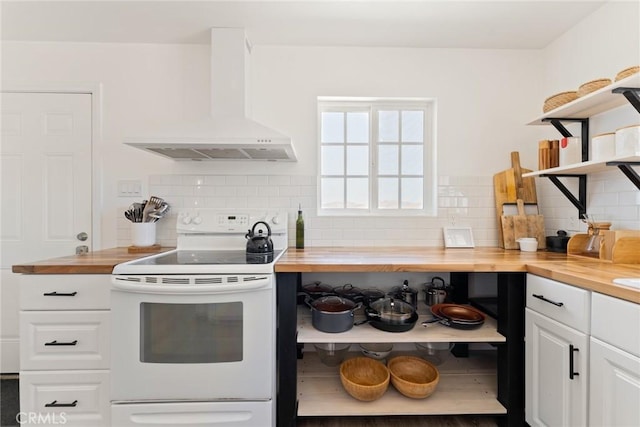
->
[296,204,304,249]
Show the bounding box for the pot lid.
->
[312,296,355,312]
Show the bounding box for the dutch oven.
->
[300,281,335,299]
[546,230,570,253]
[360,288,386,306]
[333,283,363,302]
[305,295,362,333]
[356,298,418,332]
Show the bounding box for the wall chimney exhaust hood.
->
[124,28,296,161]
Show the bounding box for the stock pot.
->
[305,295,362,333]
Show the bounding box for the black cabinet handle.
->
[45,400,78,408]
[569,344,580,380]
[44,340,78,346]
[532,293,564,307]
[43,291,78,297]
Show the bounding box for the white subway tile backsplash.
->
[116,172,637,248]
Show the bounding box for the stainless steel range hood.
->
[124,28,296,161]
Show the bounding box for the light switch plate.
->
[117,180,142,197]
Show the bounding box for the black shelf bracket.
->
[607,161,640,190]
[612,87,640,114]
[542,175,587,217]
[541,118,589,218]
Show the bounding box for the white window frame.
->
[317,96,437,216]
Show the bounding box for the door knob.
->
[76,232,88,241]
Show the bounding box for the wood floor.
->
[297,415,499,426]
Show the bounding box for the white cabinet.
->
[589,293,640,427]
[525,274,590,427]
[19,275,111,427]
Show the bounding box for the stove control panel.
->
[176,209,288,234]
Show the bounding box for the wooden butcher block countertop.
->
[11,247,174,274]
[12,246,639,303]
[276,247,640,304]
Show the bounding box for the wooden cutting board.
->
[501,199,546,250]
[494,151,538,247]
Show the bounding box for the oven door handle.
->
[112,276,272,294]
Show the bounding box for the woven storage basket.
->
[543,91,578,113]
[615,66,640,82]
[340,357,389,401]
[577,78,611,97]
[387,356,440,399]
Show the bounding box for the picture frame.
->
[443,227,475,248]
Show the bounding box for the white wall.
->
[1,1,638,250]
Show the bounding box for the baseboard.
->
[1,339,19,374]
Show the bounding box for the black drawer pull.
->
[44,340,78,346]
[43,291,78,297]
[569,344,580,380]
[532,294,564,307]
[45,400,78,408]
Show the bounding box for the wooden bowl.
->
[339,357,389,401]
[387,356,439,399]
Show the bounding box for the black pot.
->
[360,288,386,306]
[333,284,363,302]
[305,296,362,333]
[301,281,335,299]
[546,230,570,253]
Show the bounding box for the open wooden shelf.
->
[297,306,505,344]
[528,74,640,125]
[297,350,505,417]
[522,154,640,178]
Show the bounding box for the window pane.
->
[401,111,424,142]
[346,178,369,209]
[401,145,423,175]
[401,178,423,209]
[378,177,398,209]
[378,110,399,142]
[321,178,344,208]
[378,145,398,175]
[321,146,344,175]
[321,112,344,143]
[347,146,368,175]
[346,112,369,143]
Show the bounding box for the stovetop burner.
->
[132,250,283,266]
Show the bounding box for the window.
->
[318,97,437,216]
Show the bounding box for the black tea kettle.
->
[245,221,274,254]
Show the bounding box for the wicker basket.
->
[340,357,389,401]
[615,66,640,82]
[543,91,578,113]
[387,356,439,399]
[577,78,612,97]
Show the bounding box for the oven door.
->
[110,274,275,402]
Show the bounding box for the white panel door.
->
[590,337,640,427]
[525,308,588,427]
[1,92,92,372]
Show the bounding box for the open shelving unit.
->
[526,73,640,214]
[296,305,506,418]
[297,350,505,417]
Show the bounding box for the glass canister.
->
[583,221,611,257]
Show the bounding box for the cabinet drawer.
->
[592,292,640,357]
[526,274,590,333]
[20,311,110,370]
[19,370,110,427]
[20,275,110,311]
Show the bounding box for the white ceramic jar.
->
[591,133,616,161]
[559,137,582,166]
[615,124,640,156]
